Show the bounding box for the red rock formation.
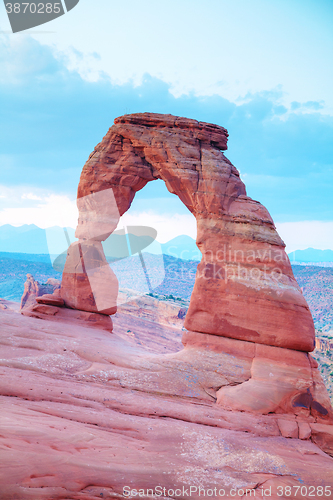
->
[61,112,314,352]
[55,112,327,416]
[61,240,118,315]
[21,274,114,332]
[20,274,60,310]
[36,288,64,307]
[182,330,333,420]
[20,273,40,310]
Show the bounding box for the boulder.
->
[298,421,312,440]
[277,419,299,438]
[36,289,65,307]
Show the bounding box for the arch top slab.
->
[114,112,229,151]
[62,112,315,352]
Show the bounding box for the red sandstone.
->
[1,307,333,498]
[61,112,315,352]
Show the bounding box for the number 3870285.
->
[5,3,62,14]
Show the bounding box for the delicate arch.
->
[61,113,315,352]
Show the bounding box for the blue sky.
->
[0,0,332,250]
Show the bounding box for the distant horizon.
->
[1,224,333,257]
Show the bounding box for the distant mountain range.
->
[0,224,75,256]
[288,248,333,265]
[161,235,201,261]
[0,225,202,261]
[1,225,333,265]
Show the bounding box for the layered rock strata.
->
[61,112,314,352]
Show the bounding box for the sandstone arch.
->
[61,113,315,352]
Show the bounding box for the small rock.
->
[36,293,64,307]
[178,307,187,319]
[277,419,299,438]
[310,423,333,456]
[46,278,61,287]
[32,304,59,316]
[298,422,311,440]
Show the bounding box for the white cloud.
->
[276,221,333,253]
[27,1,333,114]
[118,211,197,244]
[21,193,43,201]
[0,188,78,229]
[0,185,196,241]
[121,214,333,250]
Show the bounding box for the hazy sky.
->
[0,0,332,250]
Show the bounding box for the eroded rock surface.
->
[1,308,333,499]
[21,275,114,332]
